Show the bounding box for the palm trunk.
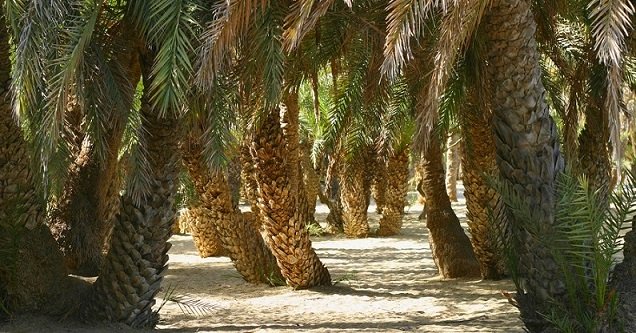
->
[460,102,508,280]
[47,27,142,277]
[251,109,331,288]
[240,141,261,218]
[377,148,409,236]
[282,90,321,231]
[0,19,68,314]
[301,141,320,221]
[421,136,480,278]
[182,138,281,283]
[371,154,387,214]
[86,49,179,328]
[322,154,345,233]
[578,104,611,204]
[187,205,227,258]
[485,0,565,330]
[340,154,370,238]
[445,133,461,202]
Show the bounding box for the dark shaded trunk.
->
[85,48,179,328]
[322,154,345,233]
[47,27,142,276]
[485,0,566,330]
[422,136,480,278]
[0,15,68,315]
[460,101,508,280]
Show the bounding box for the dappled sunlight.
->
[154,197,523,332]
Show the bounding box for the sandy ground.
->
[0,189,524,332]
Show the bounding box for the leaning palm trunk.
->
[445,133,461,202]
[460,103,508,279]
[86,52,179,328]
[0,19,68,314]
[485,0,566,330]
[377,148,409,236]
[182,138,282,283]
[340,154,370,238]
[421,136,480,278]
[251,109,331,288]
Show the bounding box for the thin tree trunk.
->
[251,109,331,288]
[377,148,409,236]
[460,102,508,280]
[485,1,566,330]
[421,136,480,278]
[445,133,461,202]
[182,137,282,284]
[301,141,320,223]
[322,154,345,233]
[86,49,179,328]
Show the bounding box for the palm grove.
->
[1,0,636,332]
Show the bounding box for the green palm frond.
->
[144,0,198,116]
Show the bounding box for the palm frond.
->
[197,0,267,88]
[144,0,198,116]
[588,0,634,174]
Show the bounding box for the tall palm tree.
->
[376,148,409,236]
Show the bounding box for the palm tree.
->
[340,151,371,237]
[0,8,68,312]
[376,148,410,236]
[181,130,282,284]
[251,109,331,288]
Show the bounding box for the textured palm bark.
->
[86,49,179,327]
[377,149,409,236]
[422,137,480,278]
[0,19,67,313]
[282,91,321,232]
[186,205,227,258]
[578,105,611,204]
[460,104,508,280]
[485,0,565,330]
[371,154,387,214]
[251,110,331,288]
[445,133,461,202]
[182,140,281,283]
[341,155,370,238]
